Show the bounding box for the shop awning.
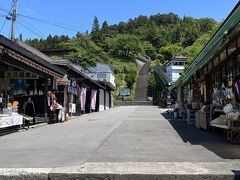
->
[170,1,240,91]
[0,35,64,79]
[96,81,116,91]
[153,66,171,87]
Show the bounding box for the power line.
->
[0,19,7,33]
[2,3,84,38]
[0,14,7,17]
[16,20,44,38]
[0,8,9,13]
[18,16,45,37]
[19,13,83,29]
[18,14,81,32]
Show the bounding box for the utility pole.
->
[10,0,18,40]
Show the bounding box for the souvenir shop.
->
[179,29,240,119]
[52,60,106,116]
[170,2,240,143]
[0,35,64,128]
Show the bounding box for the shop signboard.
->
[68,80,77,95]
[119,88,130,96]
[5,71,39,79]
[69,103,76,113]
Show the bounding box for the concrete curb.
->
[1,162,240,180]
[0,168,51,180]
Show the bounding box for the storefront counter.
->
[0,114,23,128]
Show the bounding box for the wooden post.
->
[104,89,106,110]
[109,91,112,108]
[44,78,48,122]
[205,74,213,103]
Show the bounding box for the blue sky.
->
[0,0,239,39]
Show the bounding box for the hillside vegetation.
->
[26,13,220,97]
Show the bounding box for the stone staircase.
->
[114,56,152,106]
[134,61,150,102]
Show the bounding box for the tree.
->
[92,16,100,33]
[109,35,143,58]
[101,20,109,32]
[142,41,157,60]
[19,34,23,40]
[171,26,182,44]
[125,70,137,89]
[91,16,103,43]
[101,20,110,41]
[183,33,211,64]
[158,44,183,61]
[199,18,217,33]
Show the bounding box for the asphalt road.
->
[0,106,239,168]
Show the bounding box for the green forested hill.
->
[25,13,220,96]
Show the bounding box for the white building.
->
[85,62,116,89]
[166,55,188,84]
[85,62,116,111]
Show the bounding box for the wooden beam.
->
[1,47,62,79]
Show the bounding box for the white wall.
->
[166,65,185,72]
[172,73,181,82]
[85,72,116,88]
[166,64,185,83]
[111,94,113,108]
[105,91,110,110]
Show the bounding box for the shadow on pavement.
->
[161,112,240,160]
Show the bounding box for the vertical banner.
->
[68,80,77,95]
[80,87,86,111]
[91,90,97,110]
[204,83,207,102]
[200,82,204,95]
[64,86,68,109]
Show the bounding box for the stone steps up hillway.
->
[115,56,152,106]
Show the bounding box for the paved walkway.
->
[0,106,239,168]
